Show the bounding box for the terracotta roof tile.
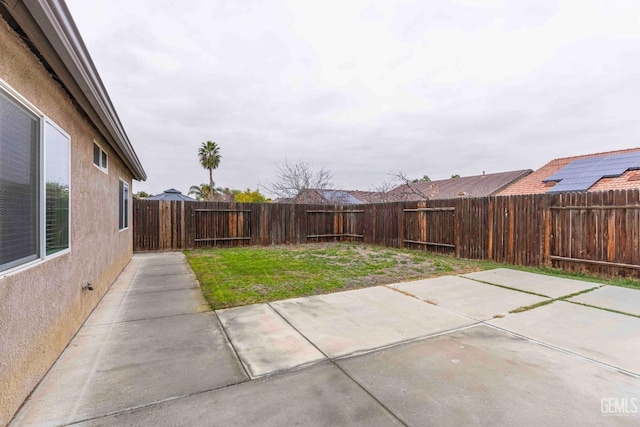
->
[499,147,640,195]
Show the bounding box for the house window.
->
[0,89,39,270]
[93,141,108,173]
[119,179,129,230]
[45,122,70,255]
[0,82,71,273]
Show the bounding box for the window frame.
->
[0,78,71,276]
[118,178,130,231]
[43,118,72,258]
[93,140,108,174]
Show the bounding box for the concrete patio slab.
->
[103,257,141,292]
[11,253,247,427]
[75,362,403,427]
[105,256,199,295]
[12,313,247,426]
[461,268,599,298]
[337,325,640,426]
[13,252,634,426]
[568,285,640,317]
[490,301,640,375]
[123,273,200,294]
[217,303,326,378]
[85,288,210,326]
[131,253,196,279]
[390,276,549,320]
[135,264,195,278]
[270,286,476,358]
[134,252,187,266]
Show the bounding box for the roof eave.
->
[7,0,146,181]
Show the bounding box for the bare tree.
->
[390,171,432,201]
[368,180,396,203]
[262,159,334,201]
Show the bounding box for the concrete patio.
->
[10,253,640,426]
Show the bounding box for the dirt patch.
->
[287,242,479,288]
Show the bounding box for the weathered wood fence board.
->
[403,201,456,253]
[133,189,640,277]
[548,189,640,276]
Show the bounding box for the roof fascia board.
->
[8,0,146,180]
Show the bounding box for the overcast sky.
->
[66,0,640,197]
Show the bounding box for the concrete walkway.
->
[10,254,640,426]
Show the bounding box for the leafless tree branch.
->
[368,180,396,203]
[261,159,334,201]
[389,171,432,201]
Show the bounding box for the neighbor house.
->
[147,188,195,201]
[0,1,146,423]
[499,148,640,195]
[387,170,532,201]
[294,189,388,204]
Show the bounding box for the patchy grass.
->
[185,243,490,309]
[184,242,640,310]
[509,300,554,314]
[502,264,640,291]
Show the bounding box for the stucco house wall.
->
[0,9,143,424]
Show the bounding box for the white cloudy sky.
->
[66,0,640,196]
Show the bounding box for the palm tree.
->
[188,184,212,201]
[198,141,221,199]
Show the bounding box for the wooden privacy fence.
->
[306,209,364,239]
[133,189,640,277]
[548,191,640,274]
[194,208,252,244]
[133,201,367,250]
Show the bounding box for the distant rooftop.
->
[317,190,364,204]
[293,189,388,204]
[500,148,640,196]
[146,188,195,201]
[543,152,640,193]
[388,169,532,201]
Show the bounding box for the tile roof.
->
[387,169,532,201]
[317,190,364,204]
[348,190,391,203]
[499,148,640,196]
[147,188,195,201]
[294,189,386,204]
[290,170,531,204]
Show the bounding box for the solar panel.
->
[544,152,640,193]
[318,190,362,204]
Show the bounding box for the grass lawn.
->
[184,242,640,310]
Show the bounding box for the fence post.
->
[487,197,494,261]
[542,195,551,266]
[454,199,462,258]
[397,202,404,248]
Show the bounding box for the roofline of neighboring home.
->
[391,169,533,191]
[2,0,146,181]
[552,147,640,163]
[488,169,532,195]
